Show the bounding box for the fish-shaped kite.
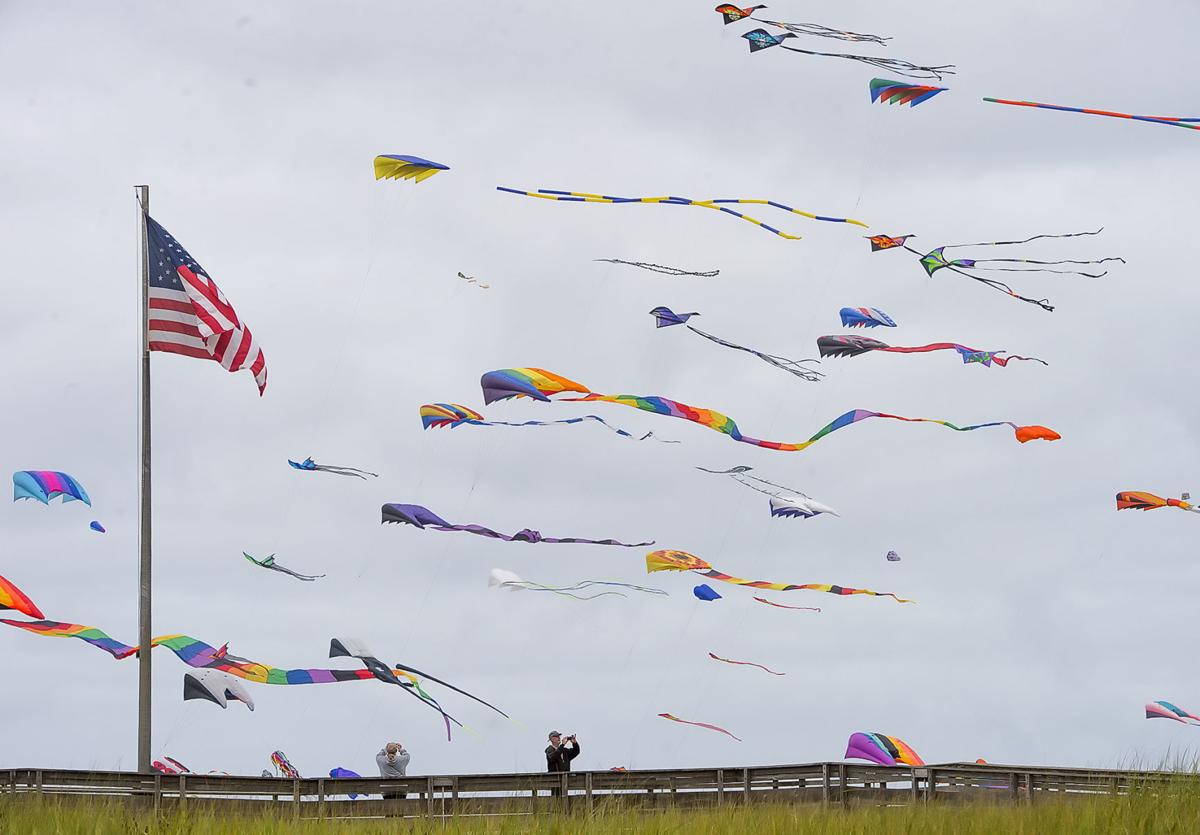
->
[0,575,44,620]
[870,229,1123,312]
[840,307,896,328]
[715,5,889,44]
[651,306,822,382]
[288,457,378,479]
[818,335,1047,369]
[497,187,866,241]
[489,568,666,600]
[13,470,91,506]
[382,503,653,548]
[1146,701,1200,723]
[373,155,449,183]
[739,29,953,81]
[648,550,912,603]
[697,465,838,520]
[420,403,677,443]
[480,368,1061,451]
[659,712,741,742]
[845,732,925,766]
[870,78,948,108]
[244,552,326,582]
[1117,492,1198,513]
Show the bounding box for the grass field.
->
[4,792,1200,835]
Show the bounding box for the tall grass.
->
[5,790,1200,835]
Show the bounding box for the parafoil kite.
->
[871,78,947,107]
[697,465,839,520]
[0,575,44,620]
[651,307,823,382]
[845,732,925,766]
[457,271,490,289]
[595,259,719,277]
[329,767,364,799]
[382,503,653,547]
[739,29,953,81]
[886,550,901,562]
[715,5,889,44]
[870,229,1123,312]
[421,403,676,443]
[818,335,1048,369]
[658,712,741,742]
[648,550,912,603]
[693,584,722,602]
[488,568,666,600]
[90,521,106,533]
[288,457,378,479]
[983,97,1200,132]
[272,751,300,778]
[184,670,255,711]
[753,597,820,613]
[373,155,449,183]
[708,652,784,676]
[480,368,1060,451]
[497,187,867,241]
[12,471,91,505]
[1116,492,1198,514]
[244,552,326,582]
[1146,701,1200,723]
[840,307,896,328]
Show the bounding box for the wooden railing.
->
[0,762,1189,818]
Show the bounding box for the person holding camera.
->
[377,741,410,802]
[545,731,581,773]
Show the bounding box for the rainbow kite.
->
[420,403,675,443]
[870,78,947,108]
[647,550,912,603]
[0,619,137,659]
[479,368,1061,451]
[0,575,44,620]
[12,470,91,505]
[658,712,741,742]
[983,97,1200,132]
[845,732,925,766]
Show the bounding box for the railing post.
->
[716,769,725,807]
[743,768,752,805]
[1024,773,1034,805]
[427,776,436,817]
[317,778,325,818]
[585,772,594,815]
[821,763,830,804]
[179,774,187,812]
[1009,772,1019,802]
[837,764,847,806]
[911,768,920,805]
[560,772,569,811]
[292,778,301,820]
[153,773,162,817]
[34,770,42,797]
[925,768,935,804]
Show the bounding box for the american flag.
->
[146,216,267,394]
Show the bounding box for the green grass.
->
[5,793,1200,835]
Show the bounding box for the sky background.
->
[2,0,1198,778]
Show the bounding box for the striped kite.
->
[0,575,44,620]
[739,29,953,81]
[373,155,449,183]
[479,368,1061,451]
[845,732,925,766]
[382,503,653,548]
[870,78,947,107]
[1116,492,1198,514]
[497,187,867,241]
[659,712,741,742]
[651,306,823,382]
[983,97,1200,132]
[646,550,913,603]
[818,334,1047,369]
[1146,701,1200,723]
[715,4,889,44]
[840,307,896,328]
[420,403,676,444]
[13,471,90,506]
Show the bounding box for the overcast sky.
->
[2,0,1199,778]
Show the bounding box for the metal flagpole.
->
[135,185,153,773]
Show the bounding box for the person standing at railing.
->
[545,731,581,773]
[377,741,410,803]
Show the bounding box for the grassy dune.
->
[4,792,1200,835]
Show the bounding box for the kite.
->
[715,5,890,44]
[288,457,378,479]
[658,713,741,742]
[870,78,947,108]
[693,584,722,602]
[697,465,839,520]
[329,767,364,799]
[420,403,677,443]
[740,29,953,81]
[1146,701,1200,723]
[886,550,901,562]
[488,568,666,600]
[845,732,925,766]
[480,368,1061,450]
[373,155,449,183]
[382,503,653,548]
[12,471,91,506]
[90,521,106,533]
[840,307,896,328]
[651,307,823,382]
[244,552,326,582]
[329,637,458,738]
[708,652,784,676]
[184,670,255,711]
[648,550,913,603]
[0,575,44,620]
[153,758,191,775]
[1116,492,1198,514]
[594,259,719,277]
[752,597,820,612]
[497,187,867,241]
[818,335,1048,369]
[457,272,490,289]
[983,97,1200,132]
[872,229,1123,312]
[272,751,300,778]
[0,619,138,659]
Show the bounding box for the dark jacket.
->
[545,740,581,773]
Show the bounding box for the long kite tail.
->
[752,597,821,612]
[983,98,1200,131]
[961,257,1122,279]
[392,662,510,719]
[314,465,379,479]
[754,17,890,45]
[658,713,742,742]
[699,569,913,603]
[940,229,1109,249]
[708,652,786,676]
[686,325,824,382]
[778,44,954,81]
[594,259,719,277]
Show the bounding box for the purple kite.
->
[381,504,653,547]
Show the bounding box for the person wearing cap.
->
[545,731,581,773]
